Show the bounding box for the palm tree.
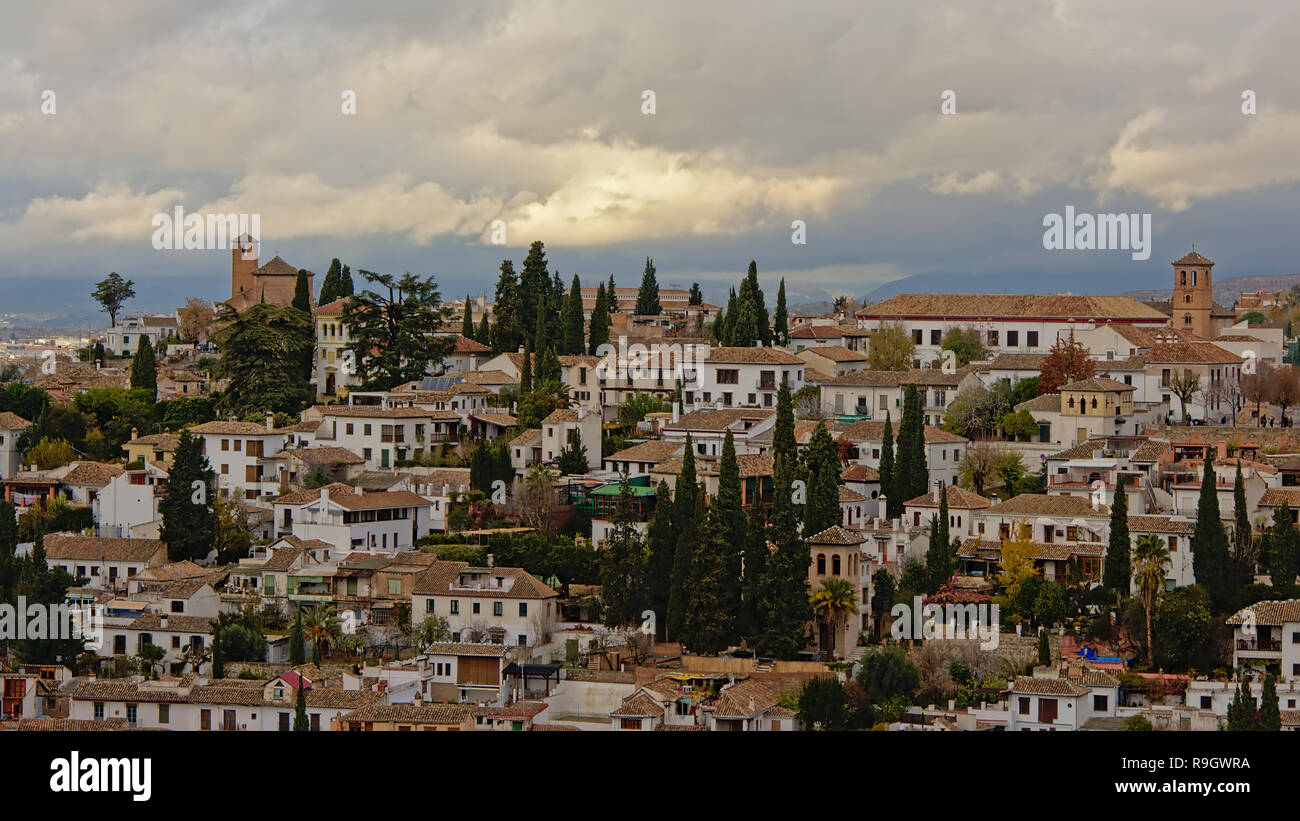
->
[302,604,341,664]
[810,577,859,659]
[1132,533,1170,669]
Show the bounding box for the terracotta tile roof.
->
[342,702,474,725]
[1016,393,1063,412]
[260,546,307,572]
[132,560,209,582]
[321,406,457,419]
[14,717,129,731]
[71,678,194,703]
[542,408,581,423]
[703,347,802,365]
[314,298,349,315]
[859,293,1168,321]
[992,493,1108,517]
[61,461,126,485]
[607,440,684,464]
[0,411,31,429]
[841,464,880,482]
[664,408,775,433]
[984,353,1048,371]
[283,446,364,466]
[611,691,666,717]
[812,368,969,388]
[1173,251,1214,266]
[254,255,303,277]
[711,679,781,719]
[790,325,850,339]
[189,420,280,435]
[421,642,511,657]
[457,369,516,385]
[510,428,542,447]
[904,485,993,509]
[453,335,491,354]
[128,613,215,633]
[958,538,1105,561]
[1060,377,1134,392]
[130,432,180,450]
[1127,515,1194,534]
[1011,676,1090,696]
[798,346,869,362]
[470,412,518,427]
[1227,600,1300,626]
[807,525,867,545]
[1259,488,1300,508]
[1131,440,1170,461]
[43,535,166,563]
[838,486,868,503]
[1068,669,1121,688]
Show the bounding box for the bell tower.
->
[1172,249,1214,339]
[231,233,259,303]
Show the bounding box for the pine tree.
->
[714,430,747,640]
[293,270,312,313]
[635,257,661,315]
[131,335,157,402]
[1228,679,1257,730]
[159,431,217,562]
[1192,458,1234,613]
[599,475,649,627]
[290,609,305,666]
[1260,673,1282,731]
[925,485,952,593]
[667,435,700,640]
[1104,479,1131,601]
[293,682,309,731]
[802,422,841,538]
[880,412,899,519]
[492,260,523,355]
[461,294,475,340]
[588,281,611,355]
[318,258,344,304]
[645,480,676,640]
[561,274,585,355]
[773,278,790,347]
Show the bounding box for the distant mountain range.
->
[1123,273,1300,307]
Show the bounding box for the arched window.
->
[1180,271,1186,285]
[1184,294,1191,303]
[832,555,841,576]
[1184,314,1192,325]
[1068,396,1075,408]
[1192,271,1197,285]
[817,554,826,575]
[1091,397,1098,409]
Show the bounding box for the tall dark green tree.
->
[1104,480,1131,601]
[211,627,224,678]
[894,386,928,504]
[1192,458,1234,613]
[338,264,354,297]
[644,480,676,640]
[752,446,811,659]
[290,609,306,666]
[519,241,551,341]
[773,278,790,347]
[688,283,703,305]
[925,485,952,593]
[1233,461,1255,586]
[1260,673,1282,731]
[318,258,345,304]
[588,281,611,355]
[293,683,309,731]
[1267,503,1299,595]
[739,260,772,347]
[491,260,523,355]
[560,274,586,355]
[92,271,135,327]
[292,270,312,313]
[13,529,86,666]
[685,490,734,653]
[211,303,314,415]
[880,412,899,519]
[131,336,157,403]
[714,430,747,639]
[476,308,491,345]
[159,430,217,562]
[802,422,841,537]
[461,295,476,340]
[599,475,650,628]
[606,275,619,312]
[740,501,769,639]
[667,435,700,640]
[635,257,661,315]
[342,270,454,391]
[519,338,533,394]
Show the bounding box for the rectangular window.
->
[94,702,104,720]
[1018,697,1030,715]
[159,704,170,724]
[1092,695,1108,711]
[280,712,290,731]
[930,329,941,345]
[473,602,481,615]
[912,329,923,345]
[388,579,401,595]
[986,330,999,346]
[716,369,739,384]
[450,600,459,614]
[1006,330,1019,346]
[493,601,504,617]
[519,602,528,617]
[1026,331,1039,347]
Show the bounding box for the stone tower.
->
[1172,250,1214,339]
[231,233,259,303]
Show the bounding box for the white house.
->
[411,560,559,649]
[190,417,290,502]
[541,407,602,472]
[106,314,178,357]
[690,346,804,410]
[0,411,29,481]
[837,419,969,488]
[43,535,168,592]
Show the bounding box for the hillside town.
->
[2,243,1300,734]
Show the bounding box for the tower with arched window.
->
[1172,250,1214,339]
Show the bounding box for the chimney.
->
[265,411,274,432]
[486,553,494,568]
[715,398,724,410]
[932,480,941,503]
[672,402,680,423]
[320,486,329,506]
[159,615,169,630]
[413,689,423,706]
[130,427,139,441]
[878,494,888,522]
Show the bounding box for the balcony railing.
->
[1237,638,1281,652]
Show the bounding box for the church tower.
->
[1172,249,1214,339]
[231,233,259,303]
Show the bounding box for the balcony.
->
[1236,638,1282,652]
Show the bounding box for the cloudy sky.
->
[4,0,1300,317]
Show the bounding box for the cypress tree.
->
[293,682,309,731]
[606,275,619,312]
[599,475,649,628]
[740,501,769,639]
[290,609,305,666]
[159,431,217,562]
[635,257,661,315]
[519,241,550,341]
[492,260,522,355]
[803,422,841,538]
[1233,461,1254,585]
[667,435,700,640]
[292,270,312,313]
[728,294,758,347]
[685,492,734,654]
[318,258,344,304]
[461,295,475,340]
[740,260,771,347]
[880,412,898,519]
[131,336,157,402]
[519,339,533,394]
[715,430,747,640]
[0,499,17,555]
[1037,629,1051,666]
[773,278,789,347]
[1267,503,1299,595]
[1260,673,1282,731]
[588,281,611,355]
[211,627,224,678]
[561,274,585,355]
[1104,478,1131,601]
[753,448,811,659]
[719,288,738,345]
[774,381,796,462]
[895,386,928,503]
[925,485,952,593]
[688,283,703,305]
[1192,458,1234,613]
[338,264,354,296]
[476,308,491,345]
[645,480,676,640]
